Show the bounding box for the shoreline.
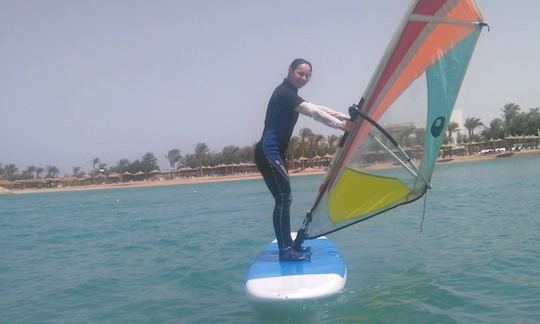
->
[2,149,539,196]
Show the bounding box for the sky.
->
[1,0,539,174]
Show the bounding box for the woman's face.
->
[287,63,311,89]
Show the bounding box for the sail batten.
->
[409,14,484,26]
[301,0,486,239]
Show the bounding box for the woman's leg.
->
[255,148,293,250]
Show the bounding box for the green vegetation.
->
[1,103,539,182]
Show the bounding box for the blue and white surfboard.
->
[245,235,347,301]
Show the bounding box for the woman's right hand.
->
[340,120,355,132]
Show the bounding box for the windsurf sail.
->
[296,0,487,241]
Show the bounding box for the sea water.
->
[1,155,539,323]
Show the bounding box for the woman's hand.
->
[340,120,355,132]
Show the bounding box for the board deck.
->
[245,235,347,301]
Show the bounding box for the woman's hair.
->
[289,58,312,74]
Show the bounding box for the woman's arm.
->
[295,101,351,131]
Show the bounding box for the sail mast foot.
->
[293,228,306,249]
[294,210,313,247]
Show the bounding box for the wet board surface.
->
[245,236,347,301]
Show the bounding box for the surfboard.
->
[245,235,347,301]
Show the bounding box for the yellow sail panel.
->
[328,168,410,223]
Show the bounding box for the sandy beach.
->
[2,149,538,195]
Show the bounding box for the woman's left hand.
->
[340,120,355,132]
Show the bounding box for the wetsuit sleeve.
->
[295,102,349,130]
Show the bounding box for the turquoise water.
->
[1,156,539,323]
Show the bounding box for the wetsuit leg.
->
[255,146,294,250]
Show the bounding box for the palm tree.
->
[299,128,313,157]
[4,164,18,180]
[72,166,82,178]
[35,167,44,179]
[500,103,520,138]
[311,134,325,157]
[287,136,301,169]
[327,134,340,154]
[221,146,239,164]
[464,117,483,142]
[45,165,60,179]
[238,144,256,163]
[480,118,504,148]
[128,159,142,174]
[111,159,131,173]
[396,125,416,147]
[510,107,540,136]
[527,107,540,135]
[165,149,182,178]
[20,166,36,179]
[512,112,528,136]
[194,142,209,176]
[27,166,37,179]
[463,117,483,153]
[21,169,33,179]
[140,153,158,174]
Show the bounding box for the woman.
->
[255,58,352,262]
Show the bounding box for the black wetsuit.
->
[255,79,304,250]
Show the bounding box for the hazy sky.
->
[1,1,539,173]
